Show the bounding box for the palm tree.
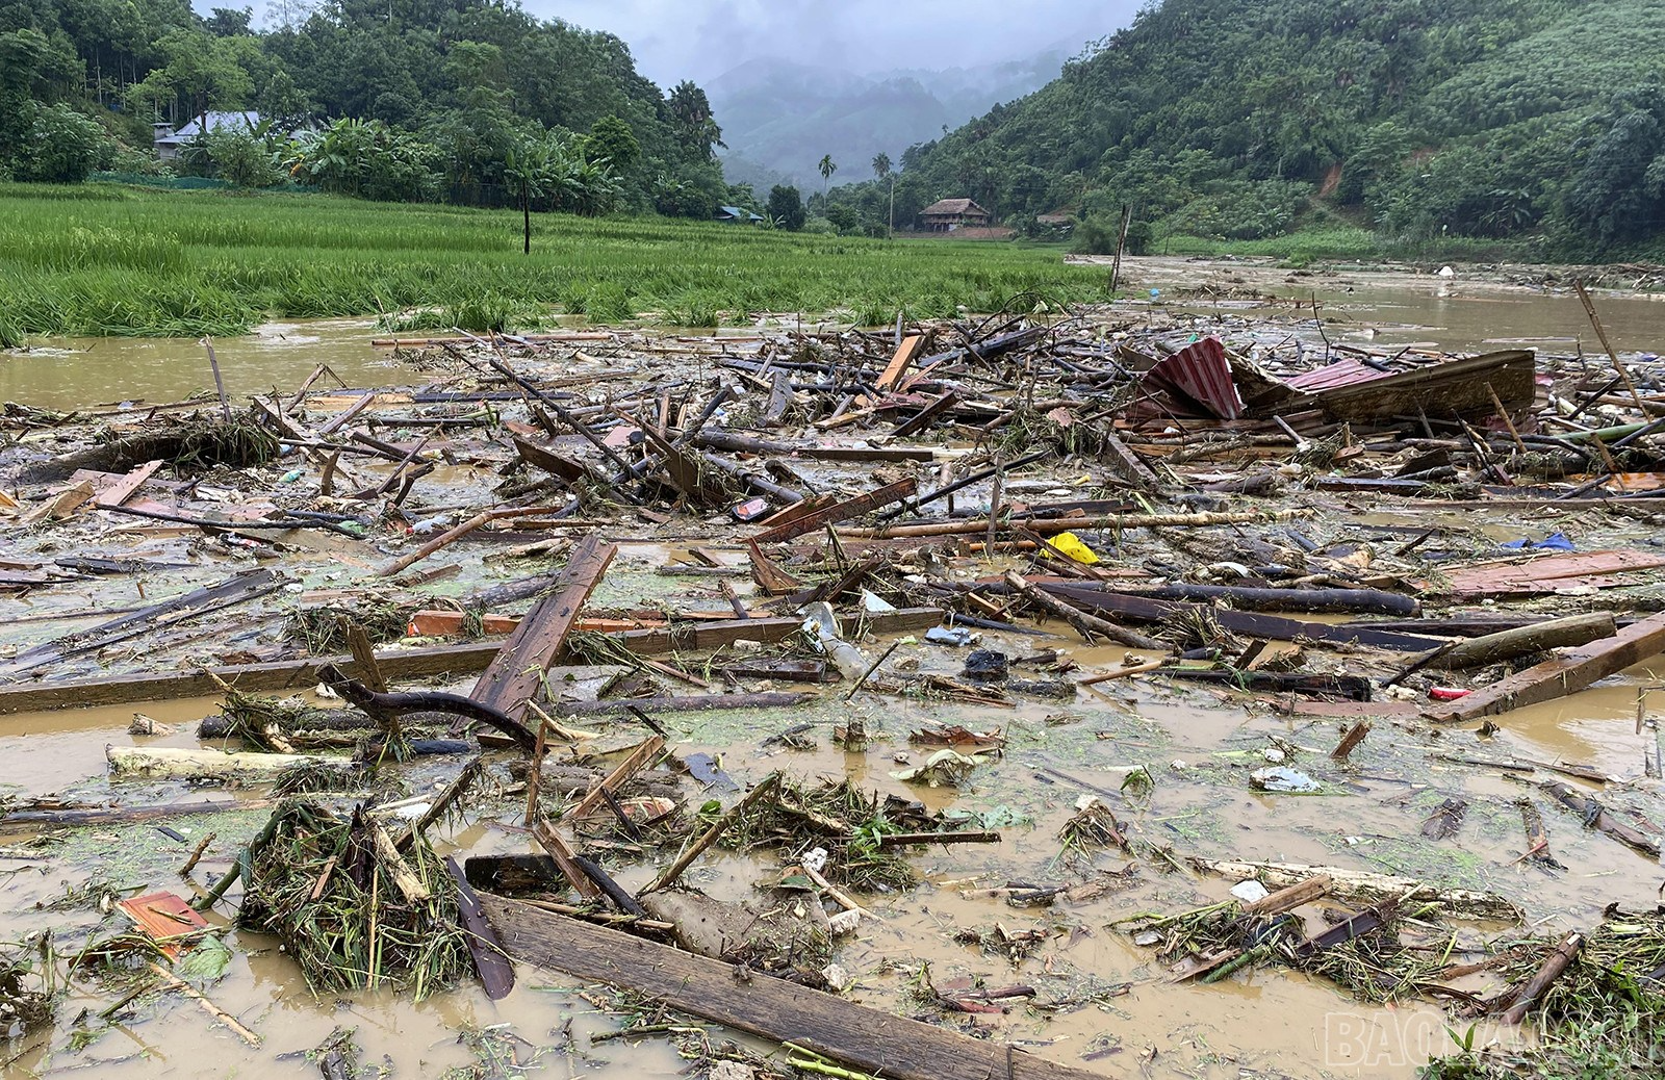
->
[818,154,837,212]
[871,153,894,238]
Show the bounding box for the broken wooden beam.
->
[0,609,943,716]
[753,478,917,544]
[480,895,1104,1080]
[1427,611,1665,722]
[471,534,617,722]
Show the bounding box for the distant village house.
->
[918,198,992,232]
[715,205,764,223]
[152,111,262,161]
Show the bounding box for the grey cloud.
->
[525,0,1140,86]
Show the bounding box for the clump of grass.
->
[285,601,413,654]
[717,778,918,892]
[1,938,58,1038]
[97,412,279,471]
[240,801,469,1000]
[1434,909,1665,1079]
[1160,605,1240,653]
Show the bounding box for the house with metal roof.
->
[715,205,765,223]
[153,111,262,161]
[918,198,992,232]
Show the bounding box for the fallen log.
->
[480,895,1103,1080]
[105,745,358,783]
[320,668,537,753]
[1161,667,1373,701]
[0,610,945,716]
[1498,932,1584,1024]
[0,796,270,832]
[1420,612,1617,671]
[1427,611,1665,722]
[1040,586,1444,650]
[553,691,814,716]
[0,569,284,679]
[1003,571,1159,649]
[692,432,935,463]
[1124,583,1419,617]
[1193,859,1521,922]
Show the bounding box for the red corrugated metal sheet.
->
[1284,359,1395,392]
[1141,337,1245,419]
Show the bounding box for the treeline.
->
[828,0,1665,255]
[0,0,757,218]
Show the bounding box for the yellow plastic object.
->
[1045,531,1100,565]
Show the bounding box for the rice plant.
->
[0,183,1108,341]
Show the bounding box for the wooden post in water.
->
[200,337,231,422]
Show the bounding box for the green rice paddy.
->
[0,184,1108,344]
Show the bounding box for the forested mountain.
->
[832,0,1665,253]
[0,0,735,216]
[709,52,1065,190]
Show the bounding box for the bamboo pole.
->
[840,508,1305,540]
[640,772,780,895]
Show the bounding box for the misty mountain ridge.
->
[711,50,1069,191]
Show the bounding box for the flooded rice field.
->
[3,264,1664,1080]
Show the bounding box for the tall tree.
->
[818,153,837,209]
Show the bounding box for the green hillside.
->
[835,0,1665,255]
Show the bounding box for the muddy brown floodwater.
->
[3,263,1664,1080]
[7,258,1665,412]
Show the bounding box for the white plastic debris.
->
[1230,880,1271,904]
[801,846,829,873]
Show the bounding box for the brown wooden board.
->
[0,608,941,716]
[471,534,616,721]
[1427,611,1665,722]
[481,895,1104,1080]
[753,477,917,544]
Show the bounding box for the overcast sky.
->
[532,1,1141,84]
[237,2,1142,86]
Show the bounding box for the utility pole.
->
[888,174,895,239]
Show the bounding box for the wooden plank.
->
[568,736,665,820]
[95,460,164,509]
[481,895,1103,1080]
[1434,550,1665,598]
[512,436,588,482]
[875,334,926,392]
[19,481,95,526]
[598,607,942,656]
[1427,611,1665,722]
[0,609,941,716]
[472,534,616,721]
[890,390,961,438]
[753,478,916,544]
[0,569,285,679]
[1311,349,1536,422]
[530,819,603,901]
